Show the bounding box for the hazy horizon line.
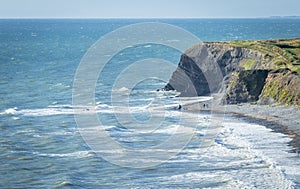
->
[1,16,299,19]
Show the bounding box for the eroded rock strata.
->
[165,39,300,106]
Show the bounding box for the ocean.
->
[1,18,300,188]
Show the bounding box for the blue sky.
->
[0,0,299,18]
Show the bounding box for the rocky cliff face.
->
[164,43,266,96]
[165,39,300,106]
[259,69,300,106]
[225,70,269,104]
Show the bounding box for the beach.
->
[184,101,300,153]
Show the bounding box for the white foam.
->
[2,107,18,115]
[153,125,180,134]
[1,104,117,116]
[48,104,73,108]
[159,115,296,188]
[34,151,93,158]
[157,90,181,97]
[20,108,75,116]
[78,125,117,132]
[1,103,298,188]
[113,87,130,93]
[95,103,112,110]
[159,172,247,188]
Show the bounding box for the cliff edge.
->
[164,38,300,106]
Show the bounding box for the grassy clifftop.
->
[229,38,300,74]
[224,38,300,106]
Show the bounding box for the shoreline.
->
[184,102,300,154]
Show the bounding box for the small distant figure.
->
[178,104,182,110]
[203,104,206,108]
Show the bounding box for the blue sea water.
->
[1,19,300,188]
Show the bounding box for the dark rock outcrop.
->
[225,70,269,104]
[164,42,266,96]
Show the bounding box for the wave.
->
[0,96,211,117]
[112,87,130,93]
[78,125,119,132]
[152,124,191,134]
[161,172,231,184]
[33,151,93,158]
[48,104,73,109]
[1,107,75,116]
[1,104,114,116]
[2,107,18,115]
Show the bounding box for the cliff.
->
[164,38,300,106]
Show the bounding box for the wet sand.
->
[184,102,300,154]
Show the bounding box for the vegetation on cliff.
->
[259,69,300,106]
[229,38,300,74]
[226,38,300,106]
[165,38,300,107]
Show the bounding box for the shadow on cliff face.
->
[164,54,211,96]
[164,44,229,97]
[163,43,261,98]
[224,70,269,104]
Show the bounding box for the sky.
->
[0,0,299,18]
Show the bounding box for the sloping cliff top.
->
[226,38,300,74]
